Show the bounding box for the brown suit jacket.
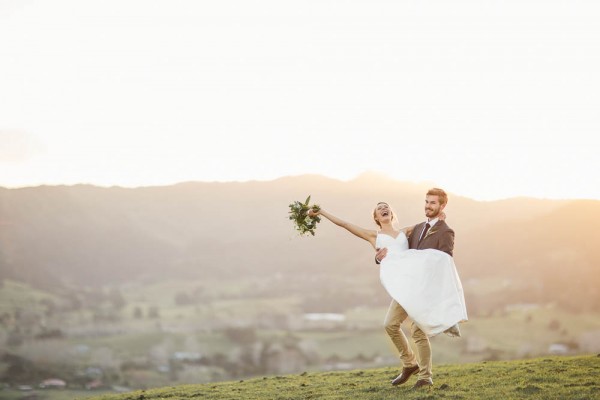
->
[408,220,454,256]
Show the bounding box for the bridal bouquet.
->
[288,195,321,236]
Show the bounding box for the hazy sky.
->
[1,0,599,200]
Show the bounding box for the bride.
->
[308,201,467,337]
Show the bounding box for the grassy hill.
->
[86,355,600,400]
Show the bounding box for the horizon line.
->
[0,173,594,203]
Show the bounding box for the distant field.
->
[0,389,114,400]
[2,278,600,397]
[0,280,59,315]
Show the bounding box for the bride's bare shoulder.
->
[367,229,378,238]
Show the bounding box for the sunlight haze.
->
[1,0,599,200]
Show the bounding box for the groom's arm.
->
[438,228,455,256]
[375,247,387,264]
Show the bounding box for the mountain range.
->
[1,173,598,311]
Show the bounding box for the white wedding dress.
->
[377,232,468,337]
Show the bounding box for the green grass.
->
[84,355,600,400]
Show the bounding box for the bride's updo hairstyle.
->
[373,202,394,228]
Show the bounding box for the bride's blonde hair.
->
[373,202,397,228]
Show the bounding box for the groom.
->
[375,188,455,389]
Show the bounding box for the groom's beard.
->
[425,209,439,218]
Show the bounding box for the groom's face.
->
[424,195,445,219]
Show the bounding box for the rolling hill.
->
[86,354,600,400]
[0,174,598,310]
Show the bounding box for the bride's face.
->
[424,195,444,218]
[374,202,393,225]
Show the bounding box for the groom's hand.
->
[375,247,388,264]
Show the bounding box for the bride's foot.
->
[444,324,461,337]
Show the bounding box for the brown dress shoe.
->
[412,379,433,389]
[391,364,419,386]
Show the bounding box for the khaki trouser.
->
[384,299,432,381]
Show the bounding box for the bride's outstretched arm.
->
[308,209,377,247]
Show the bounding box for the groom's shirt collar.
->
[426,217,440,226]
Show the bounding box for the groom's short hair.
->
[427,188,448,206]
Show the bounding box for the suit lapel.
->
[411,222,426,248]
[423,221,444,241]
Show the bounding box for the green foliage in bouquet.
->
[288,195,321,236]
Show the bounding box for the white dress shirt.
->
[418,217,439,241]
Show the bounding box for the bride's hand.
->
[307,208,320,217]
[439,211,447,221]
